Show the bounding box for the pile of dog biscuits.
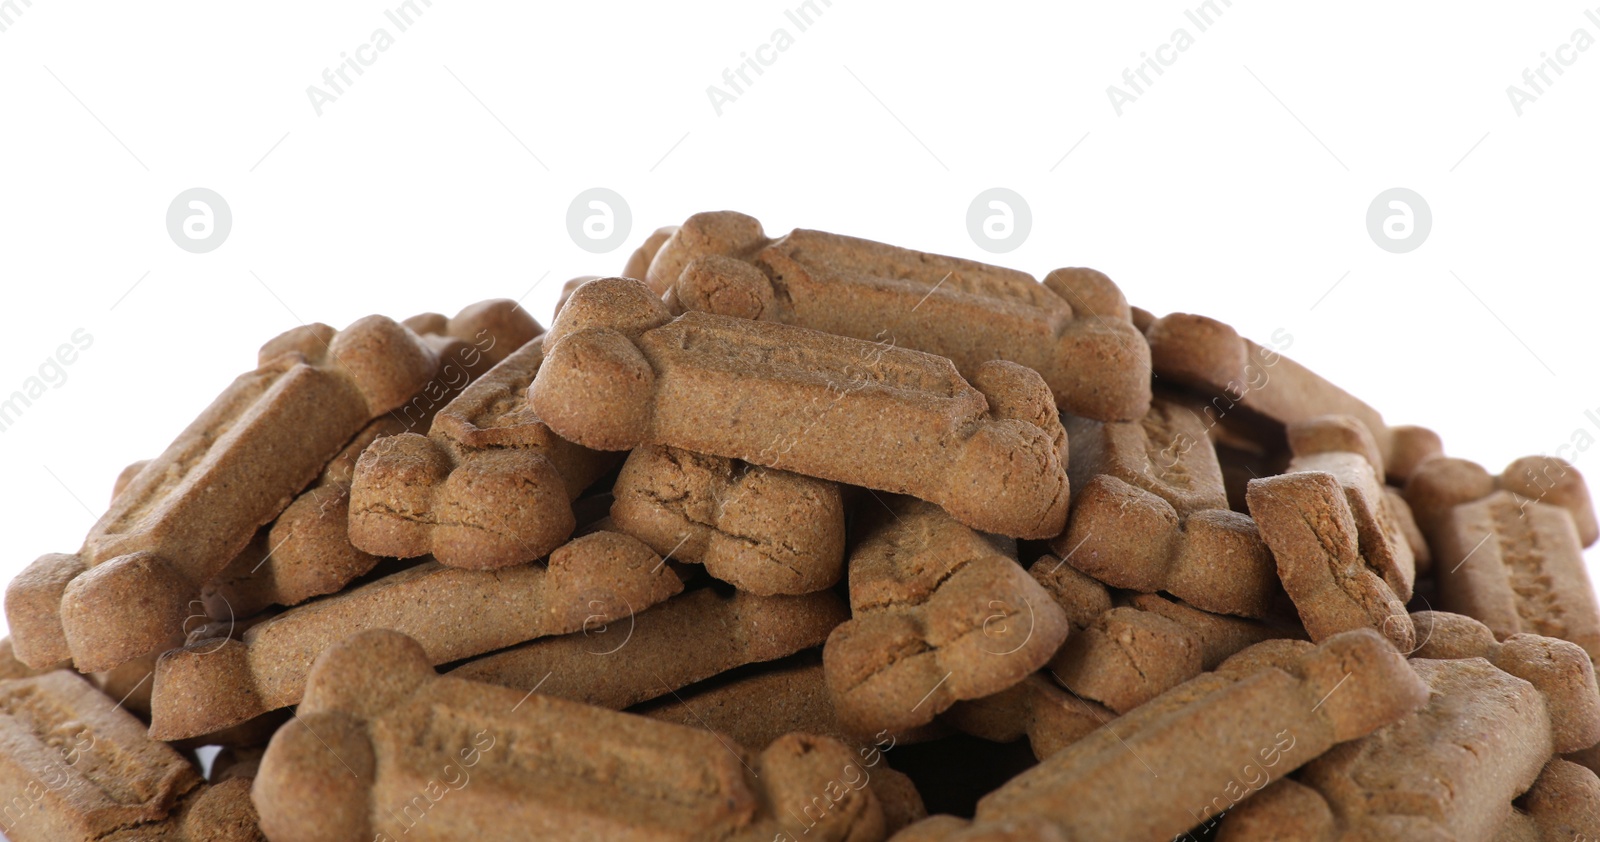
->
[2,210,1598,842]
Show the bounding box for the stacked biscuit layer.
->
[0,213,1596,842]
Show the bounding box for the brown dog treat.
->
[1145,312,1394,470]
[1050,592,1287,714]
[1407,455,1597,547]
[254,629,887,842]
[1408,611,1600,754]
[553,275,603,318]
[148,530,681,741]
[203,302,541,616]
[610,444,846,594]
[1385,485,1433,574]
[1248,471,1416,652]
[1026,555,1113,630]
[110,459,149,504]
[638,659,946,749]
[0,637,61,682]
[6,316,438,673]
[533,277,1071,538]
[1511,758,1600,842]
[623,225,678,281]
[643,660,931,838]
[1051,395,1280,618]
[349,335,619,569]
[1406,456,1599,655]
[0,670,203,840]
[823,497,1071,735]
[961,629,1427,842]
[1283,415,1419,600]
[1219,656,1565,841]
[1500,455,1600,548]
[645,210,771,295]
[1387,424,1444,484]
[655,212,1150,422]
[449,586,847,707]
[1439,490,1600,659]
[943,674,1114,761]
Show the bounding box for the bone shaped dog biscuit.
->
[5,316,438,672]
[892,630,1428,842]
[0,671,262,841]
[822,497,1071,736]
[149,530,681,741]
[651,211,1150,422]
[533,277,1071,539]
[609,444,846,595]
[1405,456,1600,658]
[349,334,618,569]
[1051,393,1281,618]
[1220,618,1600,841]
[253,629,889,842]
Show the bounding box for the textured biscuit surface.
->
[533,278,1071,538]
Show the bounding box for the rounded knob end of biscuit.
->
[1042,267,1130,322]
[448,298,543,367]
[623,225,678,281]
[301,629,436,719]
[646,211,767,295]
[434,450,576,569]
[1495,634,1600,753]
[60,551,192,672]
[1404,457,1495,534]
[545,277,673,349]
[531,326,655,451]
[5,552,88,668]
[1297,628,1429,743]
[255,711,376,842]
[947,422,1070,539]
[348,432,453,560]
[674,254,777,320]
[328,315,440,416]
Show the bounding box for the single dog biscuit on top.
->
[1405,457,1600,659]
[1495,759,1600,842]
[449,585,847,708]
[822,497,1071,736]
[1248,469,1417,653]
[609,444,847,595]
[942,673,1117,762]
[1285,415,1420,600]
[349,334,619,569]
[1219,621,1600,842]
[1050,591,1289,714]
[0,671,262,841]
[896,629,1428,842]
[532,277,1071,539]
[1050,393,1282,618]
[148,530,682,741]
[254,629,889,842]
[648,210,1151,422]
[1143,312,1404,476]
[5,316,438,673]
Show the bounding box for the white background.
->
[1,0,1597,641]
